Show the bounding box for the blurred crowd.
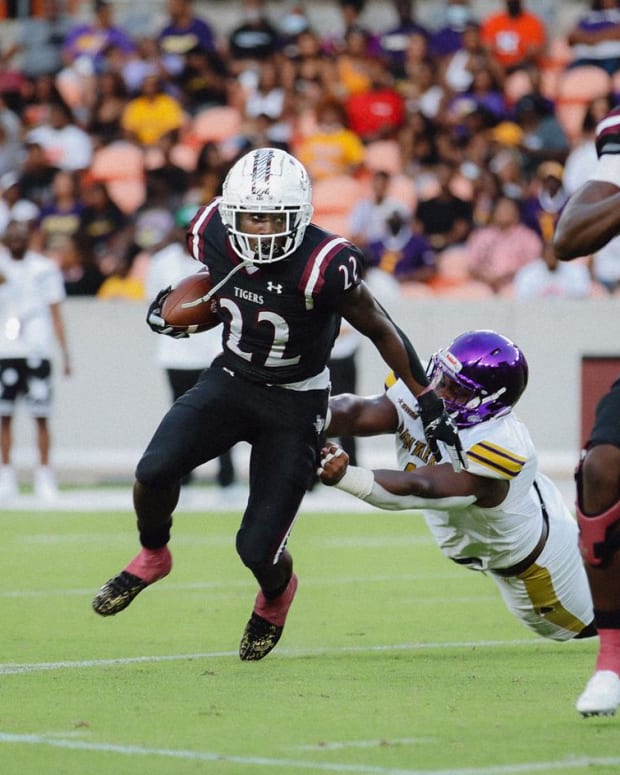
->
[0,0,619,302]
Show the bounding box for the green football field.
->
[1,502,618,775]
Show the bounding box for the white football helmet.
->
[219,147,314,264]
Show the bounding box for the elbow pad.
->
[335,466,477,511]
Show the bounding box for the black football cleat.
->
[239,573,298,661]
[239,613,284,661]
[92,571,150,617]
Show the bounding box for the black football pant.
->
[136,364,328,571]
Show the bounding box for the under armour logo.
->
[313,414,325,434]
[267,282,283,294]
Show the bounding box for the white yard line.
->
[0,638,559,675]
[0,732,617,774]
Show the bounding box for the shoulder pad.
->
[595,106,620,158]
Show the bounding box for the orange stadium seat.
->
[555,65,612,140]
[184,105,243,147]
[311,175,368,239]
[89,141,146,214]
[364,140,402,175]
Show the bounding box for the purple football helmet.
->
[427,330,528,428]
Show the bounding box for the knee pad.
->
[577,500,620,566]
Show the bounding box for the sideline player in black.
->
[92,147,465,661]
[554,105,620,716]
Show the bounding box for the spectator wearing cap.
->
[62,0,135,76]
[480,0,547,74]
[520,161,568,243]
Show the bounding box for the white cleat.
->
[576,670,620,718]
[0,465,18,502]
[34,466,59,502]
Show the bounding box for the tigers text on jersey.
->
[386,378,571,572]
[187,199,364,385]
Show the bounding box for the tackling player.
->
[92,147,465,661]
[554,104,620,716]
[319,330,595,645]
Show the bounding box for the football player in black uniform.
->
[555,106,620,716]
[92,147,465,661]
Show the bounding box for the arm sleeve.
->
[334,465,477,511]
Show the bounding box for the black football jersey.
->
[187,199,364,384]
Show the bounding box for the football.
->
[160,268,221,333]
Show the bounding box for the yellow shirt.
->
[298,128,365,181]
[121,94,185,146]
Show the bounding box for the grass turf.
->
[0,507,617,775]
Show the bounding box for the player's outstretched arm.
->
[318,443,506,511]
[327,393,398,438]
[554,181,620,260]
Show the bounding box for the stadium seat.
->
[504,70,534,106]
[386,174,417,211]
[184,105,243,147]
[555,66,612,141]
[106,179,146,214]
[311,175,368,238]
[90,141,146,214]
[364,140,402,175]
[90,140,145,181]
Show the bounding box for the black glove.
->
[417,390,467,472]
[146,286,189,339]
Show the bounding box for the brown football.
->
[160,269,220,333]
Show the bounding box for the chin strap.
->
[181,260,253,309]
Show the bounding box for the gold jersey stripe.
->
[467,441,526,478]
[384,371,397,390]
[519,563,590,634]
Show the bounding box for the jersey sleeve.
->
[313,243,364,307]
[462,422,528,481]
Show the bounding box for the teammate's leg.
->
[576,440,620,717]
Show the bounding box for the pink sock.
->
[125,546,172,584]
[254,574,298,627]
[595,628,620,675]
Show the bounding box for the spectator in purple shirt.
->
[567,0,620,75]
[157,0,218,77]
[62,0,135,75]
[366,210,437,286]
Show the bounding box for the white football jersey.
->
[386,378,572,571]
